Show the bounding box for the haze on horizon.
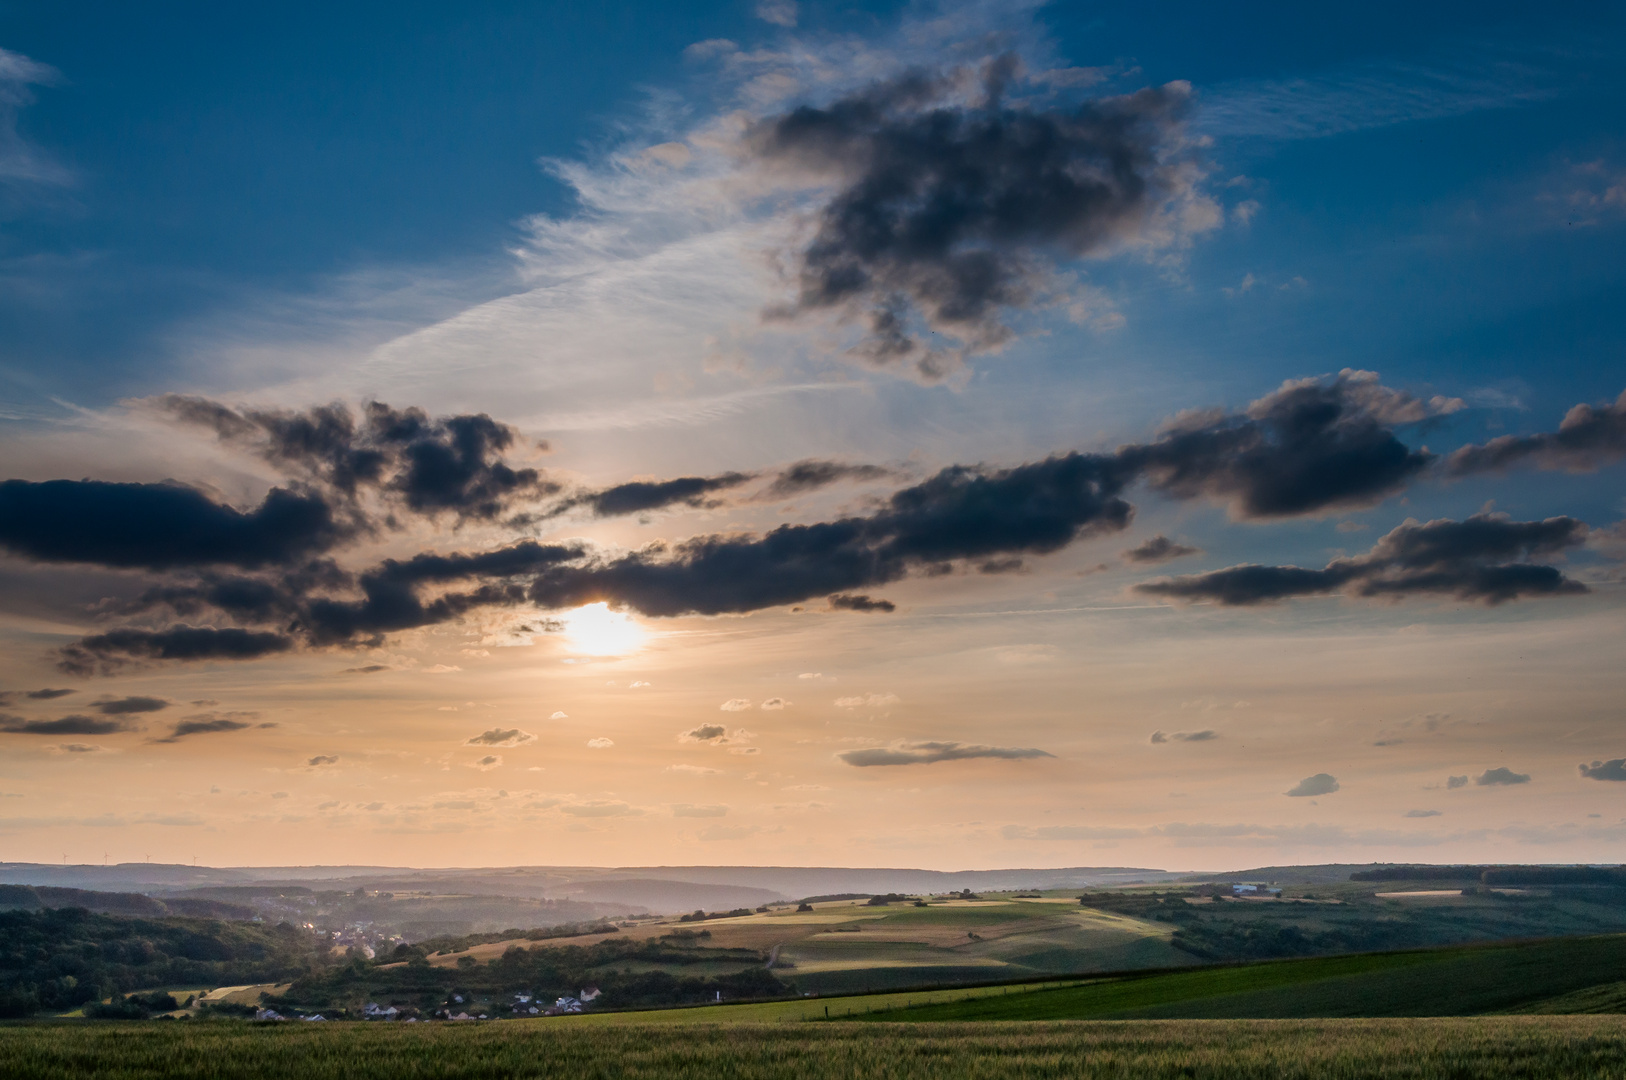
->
[1,0,1623,873]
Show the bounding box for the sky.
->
[0,0,1624,871]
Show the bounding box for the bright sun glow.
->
[561,602,647,656]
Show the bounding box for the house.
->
[362,1003,399,1019]
[1230,883,1282,897]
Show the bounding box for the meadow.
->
[4,1018,1626,1079]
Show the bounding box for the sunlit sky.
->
[1,0,1624,871]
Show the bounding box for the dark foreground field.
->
[5,1018,1626,1079]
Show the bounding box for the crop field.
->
[524,896,1183,994]
[5,1018,1626,1079]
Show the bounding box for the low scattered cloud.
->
[152,712,268,743]
[586,738,614,749]
[94,696,171,715]
[835,693,899,709]
[1149,729,1217,743]
[342,664,390,674]
[550,710,568,720]
[1,714,135,736]
[158,396,557,524]
[1123,536,1201,564]
[1404,809,1442,818]
[1579,759,1626,782]
[745,55,1214,377]
[720,699,753,712]
[466,727,535,747]
[1284,773,1340,797]
[698,824,759,841]
[307,754,338,767]
[1138,513,1588,607]
[760,698,789,710]
[469,754,502,770]
[39,372,1509,673]
[566,472,755,518]
[682,724,729,742]
[838,741,1053,767]
[1447,775,1469,789]
[59,626,297,675]
[758,461,891,499]
[1448,388,1626,475]
[753,0,797,27]
[828,593,895,613]
[672,803,730,817]
[667,763,719,775]
[1476,766,1530,786]
[561,801,638,817]
[26,688,75,700]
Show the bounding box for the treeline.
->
[0,907,332,1017]
[0,884,255,921]
[1350,866,1626,886]
[411,921,621,955]
[270,937,789,1015]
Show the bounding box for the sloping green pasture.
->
[868,934,1626,1020]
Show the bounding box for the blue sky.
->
[0,1,1624,869]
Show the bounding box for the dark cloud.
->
[26,688,75,700]
[1446,775,1469,789]
[294,541,582,645]
[94,696,170,715]
[0,479,350,571]
[341,664,390,674]
[749,56,1204,377]
[307,755,338,767]
[837,741,1053,766]
[37,375,1562,672]
[0,714,135,736]
[525,452,1132,617]
[1122,535,1200,564]
[59,627,297,675]
[159,397,556,522]
[1118,371,1458,520]
[1136,513,1589,607]
[828,593,895,612]
[1475,766,1530,786]
[465,728,534,747]
[576,473,755,517]
[1149,729,1216,743]
[1404,809,1442,818]
[1447,389,1626,475]
[682,724,729,742]
[758,461,892,499]
[1579,759,1626,782]
[152,712,266,743]
[1284,773,1339,797]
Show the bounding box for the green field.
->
[538,932,1626,1025]
[5,1018,1626,1079]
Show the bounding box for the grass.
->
[6,1018,1626,1078]
[855,934,1626,1021]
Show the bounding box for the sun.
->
[561,602,647,657]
